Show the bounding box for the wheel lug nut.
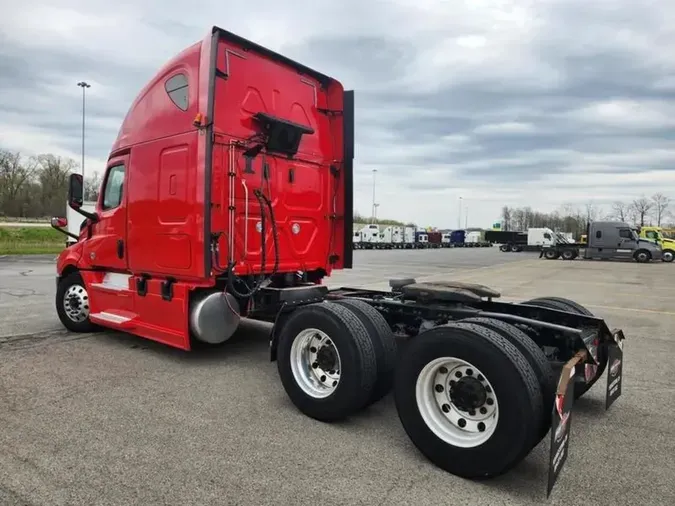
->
[477,374,484,381]
[449,380,456,387]
[312,362,318,368]
[478,422,485,432]
[480,407,487,414]
[442,404,450,413]
[466,369,473,376]
[485,386,492,393]
[486,398,494,405]
[310,347,317,353]
[458,418,467,428]
[469,410,476,416]
[326,340,332,346]
[332,381,338,387]
[439,366,448,374]
[435,384,444,393]
[320,375,326,382]
[455,371,462,378]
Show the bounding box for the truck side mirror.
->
[68,173,84,209]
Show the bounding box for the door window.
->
[619,229,633,239]
[645,231,658,240]
[101,164,125,210]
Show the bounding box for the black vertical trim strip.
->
[342,90,355,269]
[203,32,219,278]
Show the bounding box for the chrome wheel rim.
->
[290,328,342,399]
[416,357,499,448]
[63,284,90,323]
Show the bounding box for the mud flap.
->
[605,329,625,410]
[547,355,578,498]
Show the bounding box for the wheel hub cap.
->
[63,284,89,323]
[290,328,342,399]
[450,376,487,411]
[416,357,499,448]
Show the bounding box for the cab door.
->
[614,228,636,259]
[83,156,129,271]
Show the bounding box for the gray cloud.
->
[1,0,675,227]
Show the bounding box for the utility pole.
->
[77,81,91,181]
[465,206,469,228]
[458,196,462,228]
[371,169,378,224]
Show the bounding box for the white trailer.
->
[352,230,362,249]
[403,226,416,249]
[66,200,97,245]
[360,224,380,249]
[465,231,482,247]
[379,226,399,250]
[388,226,404,248]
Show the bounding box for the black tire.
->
[634,249,651,263]
[521,297,607,399]
[333,299,398,406]
[458,317,555,444]
[394,323,543,479]
[499,244,509,252]
[276,302,378,422]
[55,271,100,333]
[561,249,576,260]
[544,249,559,260]
[525,296,593,316]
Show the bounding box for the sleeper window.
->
[165,73,189,111]
[102,164,125,210]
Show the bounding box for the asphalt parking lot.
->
[1,248,674,506]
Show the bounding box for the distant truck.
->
[465,230,491,247]
[541,221,662,262]
[485,230,528,252]
[450,229,465,247]
[637,226,674,263]
[55,200,97,246]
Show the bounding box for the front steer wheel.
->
[394,323,543,479]
[276,302,378,422]
[55,271,100,333]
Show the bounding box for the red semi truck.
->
[52,26,625,495]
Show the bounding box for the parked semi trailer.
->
[541,221,662,262]
[50,26,625,497]
[485,230,528,251]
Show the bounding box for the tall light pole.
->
[77,81,91,181]
[371,169,378,224]
[465,206,469,228]
[458,196,463,228]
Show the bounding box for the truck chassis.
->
[258,278,624,496]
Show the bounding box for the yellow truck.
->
[638,226,674,262]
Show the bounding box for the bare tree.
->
[36,154,78,217]
[585,201,599,223]
[500,206,512,231]
[651,193,670,227]
[631,196,653,227]
[84,172,102,201]
[0,150,38,217]
[610,201,628,222]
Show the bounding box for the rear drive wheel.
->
[544,249,560,260]
[394,323,543,479]
[561,249,576,260]
[276,302,378,422]
[499,244,509,252]
[55,271,100,333]
[457,317,555,445]
[521,297,607,399]
[333,299,398,406]
[662,249,674,263]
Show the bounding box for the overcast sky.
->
[2,0,674,227]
